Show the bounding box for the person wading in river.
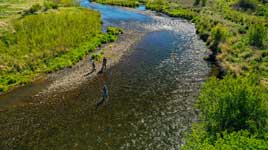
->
[85,58,96,76]
[102,57,107,71]
[96,84,109,109]
[98,57,107,74]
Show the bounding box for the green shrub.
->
[197,75,268,134]
[44,1,59,11]
[91,53,103,61]
[248,24,267,48]
[182,129,268,150]
[23,4,42,15]
[107,26,124,35]
[146,0,167,11]
[210,24,228,50]
[256,4,268,17]
[164,8,196,20]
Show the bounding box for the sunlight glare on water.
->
[0,1,210,149]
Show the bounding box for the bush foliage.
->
[210,25,228,50]
[183,128,268,150]
[248,23,267,48]
[182,75,268,149]
[198,75,268,134]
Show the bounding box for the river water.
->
[0,1,210,150]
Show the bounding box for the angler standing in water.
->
[96,84,109,109]
[98,57,107,74]
[85,58,96,76]
[102,57,107,71]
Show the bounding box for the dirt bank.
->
[36,29,146,97]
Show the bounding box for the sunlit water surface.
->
[0,1,210,149]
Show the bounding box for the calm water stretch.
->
[0,1,210,149]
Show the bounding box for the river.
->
[0,1,210,149]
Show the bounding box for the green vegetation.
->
[91,0,268,149]
[248,24,267,48]
[44,1,59,10]
[0,1,120,93]
[182,75,268,150]
[92,0,140,7]
[210,25,228,50]
[23,4,42,15]
[96,0,268,77]
[91,53,103,61]
[198,75,268,134]
[107,26,124,35]
[183,129,268,150]
[0,0,267,148]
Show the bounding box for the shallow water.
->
[0,1,210,149]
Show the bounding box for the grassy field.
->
[0,0,120,93]
[91,0,268,149]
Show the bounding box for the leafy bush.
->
[248,24,267,48]
[182,129,268,150]
[182,75,268,149]
[23,4,42,15]
[256,4,268,16]
[197,75,268,134]
[210,24,228,50]
[44,1,59,10]
[107,26,124,35]
[164,8,196,20]
[146,0,167,11]
[91,53,103,61]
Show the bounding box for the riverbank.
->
[93,0,268,79]
[0,2,211,148]
[0,1,121,94]
[37,29,145,96]
[90,0,268,149]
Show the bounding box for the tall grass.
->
[0,8,118,93]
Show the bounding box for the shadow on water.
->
[0,1,210,149]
